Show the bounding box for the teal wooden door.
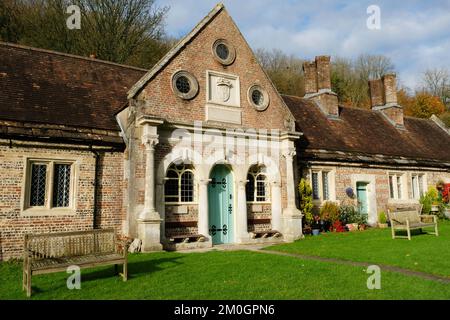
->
[208,165,234,244]
[356,182,368,214]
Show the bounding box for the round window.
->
[171,71,198,100]
[248,85,269,111]
[212,39,235,65]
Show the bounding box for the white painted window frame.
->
[164,165,197,205]
[388,172,408,201]
[246,170,271,204]
[310,168,336,205]
[411,172,427,200]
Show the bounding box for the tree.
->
[355,53,395,82]
[331,56,371,108]
[421,68,450,107]
[255,48,305,97]
[0,0,171,68]
[298,179,313,225]
[402,91,446,119]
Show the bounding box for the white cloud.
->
[156,0,450,89]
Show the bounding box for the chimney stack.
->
[303,56,339,118]
[369,73,404,128]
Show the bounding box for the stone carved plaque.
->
[206,70,240,108]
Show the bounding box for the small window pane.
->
[180,171,194,202]
[322,172,329,201]
[246,174,255,202]
[53,164,71,207]
[396,176,402,199]
[252,90,264,106]
[216,43,229,60]
[389,175,395,199]
[30,164,47,206]
[256,175,266,202]
[412,175,418,199]
[418,175,424,197]
[176,76,190,94]
[164,178,179,202]
[312,172,319,200]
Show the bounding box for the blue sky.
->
[155,0,450,90]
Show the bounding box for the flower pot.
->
[346,223,358,231]
[312,229,320,236]
[445,209,450,220]
[378,223,388,229]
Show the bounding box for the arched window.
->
[164,164,195,203]
[246,165,269,202]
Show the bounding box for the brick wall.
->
[301,163,450,217]
[0,143,125,260]
[137,9,293,131]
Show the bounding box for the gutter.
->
[90,145,100,229]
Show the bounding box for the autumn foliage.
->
[398,89,446,119]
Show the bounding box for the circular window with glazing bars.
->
[212,39,236,65]
[248,85,269,111]
[171,71,199,100]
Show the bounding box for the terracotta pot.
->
[378,223,388,229]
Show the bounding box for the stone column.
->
[282,145,303,241]
[236,179,249,242]
[137,123,163,251]
[284,148,298,211]
[198,179,210,238]
[270,181,282,231]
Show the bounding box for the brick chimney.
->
[303,56,339,118]
[369,74,404,128]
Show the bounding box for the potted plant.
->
[356,213,369,231]
[298,179,314,233]
[339,205,359,231]
[320,201,340,232]
[311,215,321,236]
[378,211,388,228]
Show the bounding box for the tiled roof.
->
[0,42,146,132]
[283,95,450,167]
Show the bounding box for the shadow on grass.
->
[80,255,184,282]
[393,228,437,238]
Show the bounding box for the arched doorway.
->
[208,165,234,244]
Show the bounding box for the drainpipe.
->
[90,145,100,229]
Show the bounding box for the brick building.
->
[0,4,449,260]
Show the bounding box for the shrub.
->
[339,205,359,225]
[298,179,314,225]
[320,201,340,224]
[355,213,368,226]
[331,220,346,232]
[378,211,387,224]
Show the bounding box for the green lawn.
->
[267,220,450,277]
[1,249,450,300]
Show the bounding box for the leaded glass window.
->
[27,160,74,211]
[164,164,195,203]
[312,172,319,200]
[322,171,329,201]
[246,165,269,202]
[176,76,190,94]
[53,164,71,207]
[30,164,47,206]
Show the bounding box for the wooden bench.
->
[168,234,206,244]
[388,209,439,240]
[23,229,129,297]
